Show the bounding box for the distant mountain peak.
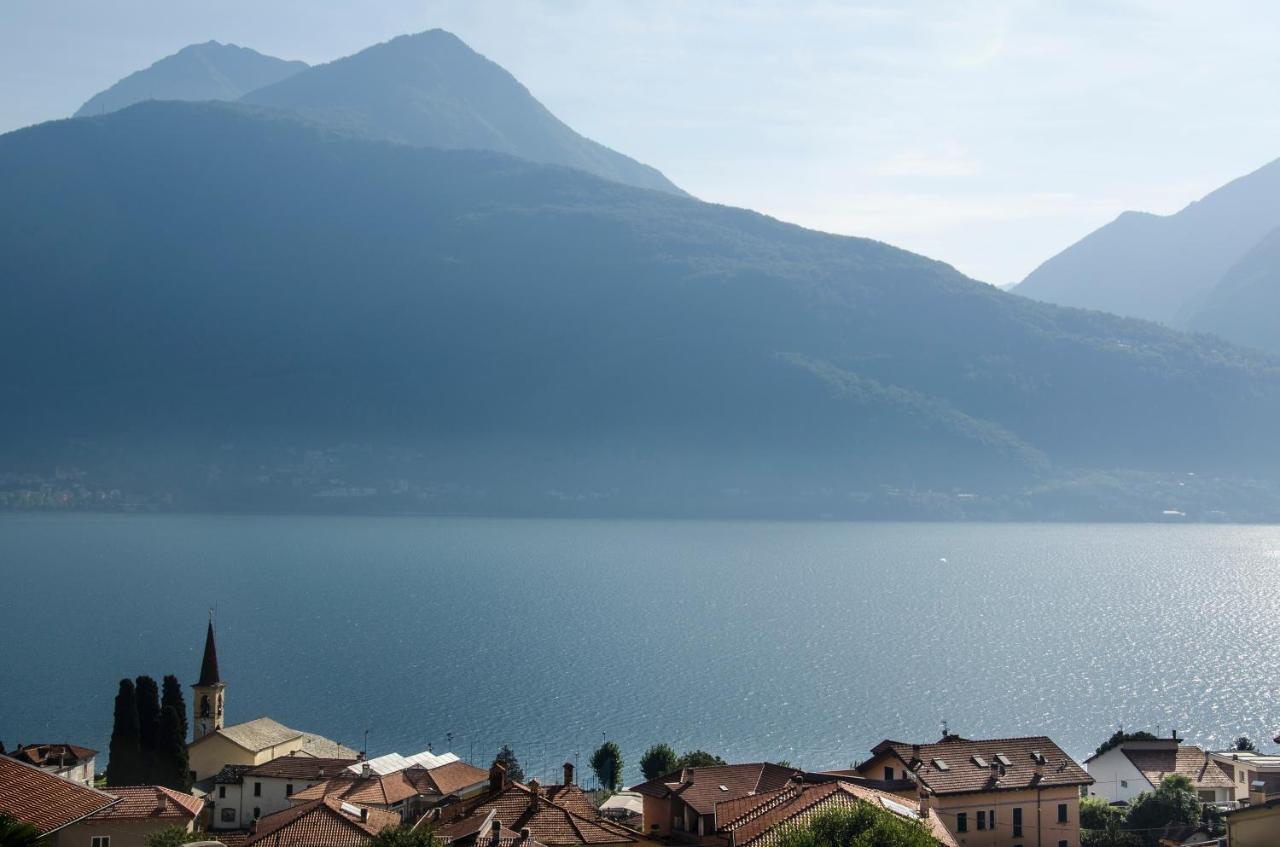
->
[240,29,684,195]
[74,41,307,119]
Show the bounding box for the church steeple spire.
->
[191,613,226,741]
[197,615,221,686]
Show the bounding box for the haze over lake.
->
[4,514,1277,781]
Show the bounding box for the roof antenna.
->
[941,719,948,739]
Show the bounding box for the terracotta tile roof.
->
[290,770,427,806]
[864,735,1092,795]
[440,782,637,846]
[216,765,256,785]
[629,763,801,818]
[0,755,118,834]
[1123,746,1235,791]
[715,779,956,847]
[541,785,598,821]
[244,796,399,847]
[246,757,359,781]
[88,786,205,821]
[214,830,252,847]
[9,744,97,768]
[413,761,489,798]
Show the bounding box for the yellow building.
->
[852,732,1093,847]
[185,622,357,782]
[1225,797,1280,847]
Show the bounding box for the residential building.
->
[714,774,957,847]
[1207,749,1280,804]
[852,732,1094,847]
[209,755,357,830]
[1085,734,1233,804]
[60,785,205,847]
[1225,796,1280,847]
[0,755,202,847]
[0,754,117,842]
[435,762,638,847]
[289,758,487,822]
[242,796,400,847]
[7,743,97,786]
[629,762,801,840]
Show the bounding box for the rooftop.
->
[715,778,956,847]
[244,796,399,847]
[0,755,117,834]
[440,780,637,846]
[191,716,356,758]
[8,744,97,768]
[629,762,801,817]
[88,786,205,821]
[1122,746,1234,791]
[246,756,359,780]
[345,750,461,777]
[866,734,1092,795]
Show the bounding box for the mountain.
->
[1184,226,1280,351]
[239,30,682,196]
[75,41,307,118]
[3,101,1280,518]
[1014,158,1280,327]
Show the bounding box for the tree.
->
[1235,736,1256,752]
[106,678,142,786]
[640,744,679,780]
[161,675,188,744]
[1092,730,1157,759]
[156,706,192,791]
[494,745,524,785]
[135,676,162,782]
[367,825,440,847]
[144,826,208,847]
[774,802,937,847]
[0,814,44,847]
[1126,775,1200,843]
[677,750,726,769]
[590,741,624,792]
[1080,796,1125,831]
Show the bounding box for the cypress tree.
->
[157,706,192,791]
[106,678,141,786]
[135,675,161,782]
[161,675,188,744]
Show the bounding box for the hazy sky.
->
[3,1,1279,284]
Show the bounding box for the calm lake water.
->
[2,514,1278,783]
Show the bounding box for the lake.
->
[2,514,1278,784]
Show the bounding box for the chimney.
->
[917,785,931,818]
[519,828,530,845]
[1172,729,1179,741]
[249,819,259,835]
[361,762,372,779]
[563,762,574,786]
[989,762,1000,783]
[490,762,507,795]
[490,819,502,847]
[360,808,369,823]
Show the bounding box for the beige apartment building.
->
[852,732,1093,847]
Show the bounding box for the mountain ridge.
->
[4,100,1279,517]
[74,40,307,118]
[239,29,683,195]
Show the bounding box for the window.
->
[286,784,294,796]
[1013,807,1023,837]
[956,813,967,833]
[1120,780,1128,788]
[218,786,226,798]
[1059,842,1068,847]
[989,809,995,827]
[1057,803,1068,823]
[977,811,986,830]
[254,781,262,797]
[884,766,894,781]
[220,808,236,823]
[91,837,110,847]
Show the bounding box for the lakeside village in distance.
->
[3,624,1279,847]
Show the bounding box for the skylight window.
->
[931,758,949,771]
[971,755,988,768]
[994,754,1011,766]
[719,785,729,791]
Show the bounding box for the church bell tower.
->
[192,615,225,741]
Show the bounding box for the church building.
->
[186,621,358,782]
